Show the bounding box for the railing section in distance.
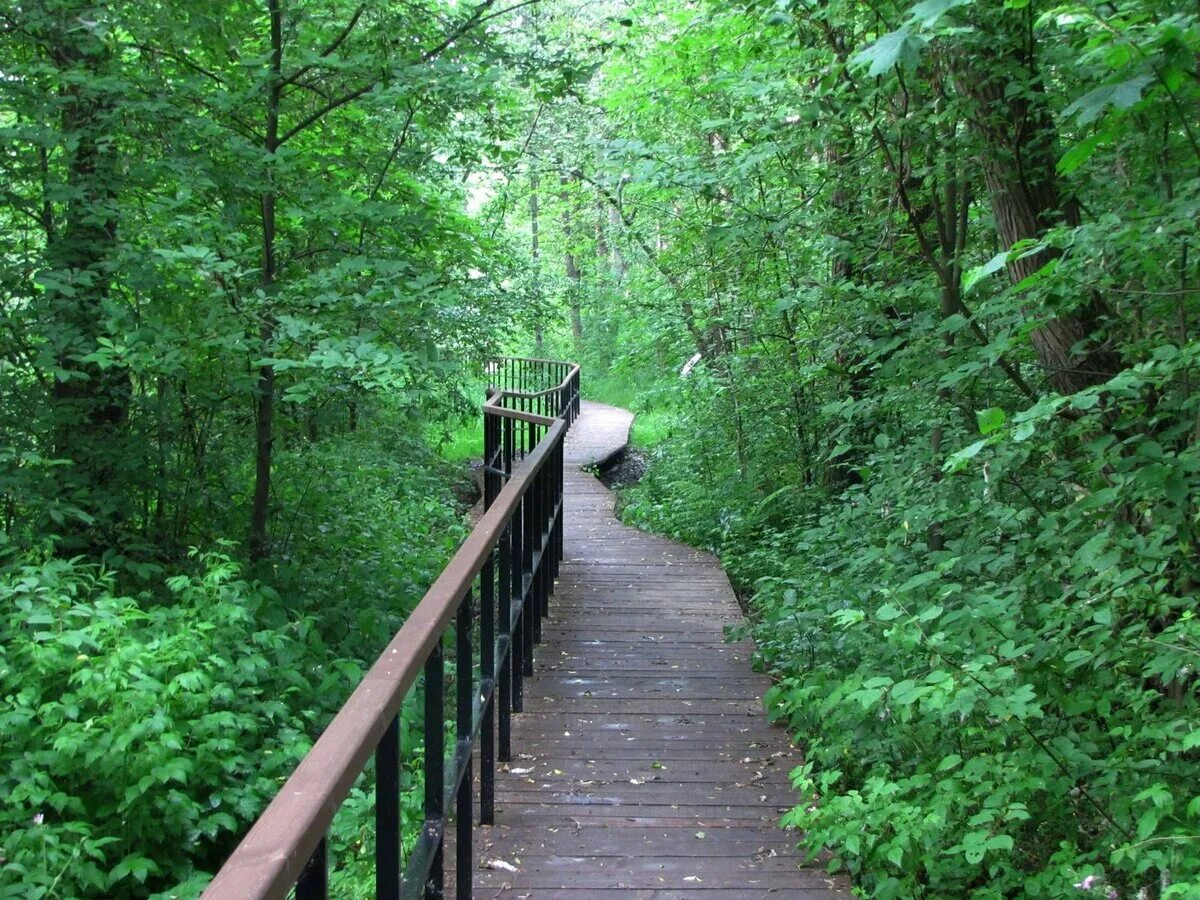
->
[202,357,581,900]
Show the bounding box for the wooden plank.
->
[461,400,848,898]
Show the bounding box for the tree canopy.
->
[1,0,1198,896]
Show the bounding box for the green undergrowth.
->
[583,369,676,450]
[613,347,1200,898]
[428,416,484,465]
[0,426,467,898]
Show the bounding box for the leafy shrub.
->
[0,427,467,898]
[619,342,1200,898]
[0,551,324,897]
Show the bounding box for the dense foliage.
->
[507,0,1200,896]
[4,0,1198,896]
[0,0,554,895]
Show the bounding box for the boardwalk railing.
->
[203,357,580,900]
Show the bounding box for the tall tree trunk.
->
[39,2,131,539]
[250,0,283,564]
[531,172,543,351]
[609,205,626,281]
[561,175,582,344]
[823,131,867,493]
[960,34,1120,394]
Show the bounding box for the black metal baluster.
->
[510,494,525,713]
[556,440,565,577]
[423,644,444,900]
[455,589,473,899]
[521,489,535,675]
[503,416,513,479]
[497,520,513,758]
[296,837,328,900]
[533,466,545,637]
[376,715,401,900]
[480,551,496,822]
[542,461,551,619]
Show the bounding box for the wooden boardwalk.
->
[465,401,847,898]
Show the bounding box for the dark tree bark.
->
[960,34,1121,394]
[249,0,284,564]
[36,2,132,537]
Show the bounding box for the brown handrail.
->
[203,357,579,900]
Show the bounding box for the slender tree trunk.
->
[531,172,543,351]
[608,205,626,281]
[823,132,866,492]
[595,202,609,268]
[561,175,582,344]
[250,0,283,564]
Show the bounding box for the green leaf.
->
[876,603,903,621]
[937,753,962,772]
[962,251,1008,294]
[907,0,971,27]
[1165,471,1188,505]
[944,439,989,471]
[1064,74,1155,124]
[976,407,1005,435]
[1058,129,1114,174]
[986,834,1014,852]
[851,28,928,78]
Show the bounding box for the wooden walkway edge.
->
[463,401,849,898]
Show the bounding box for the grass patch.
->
[583,370,678,450]
[427,416,482,463]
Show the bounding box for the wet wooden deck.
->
[462,401,847,898]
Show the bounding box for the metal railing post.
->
[423,644,444,900]
[455,590,473,899]
[375,716,401,900]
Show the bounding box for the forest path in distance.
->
[449,400,850,898]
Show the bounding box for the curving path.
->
[468,401,848,898]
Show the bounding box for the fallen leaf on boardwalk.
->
[509,767,533,775]
[629,777,643,784]
[482,859,518,873]
[683,876,702,883]
[695,831,706,839]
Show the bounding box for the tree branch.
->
[280,4,367,88]
[278,81,375,145]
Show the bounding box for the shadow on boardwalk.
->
[455,401,849,898]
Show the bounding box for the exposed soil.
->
[597,446,648,490]
[455,458,484,515]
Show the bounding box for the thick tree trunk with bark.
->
[961,44,1120,394]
